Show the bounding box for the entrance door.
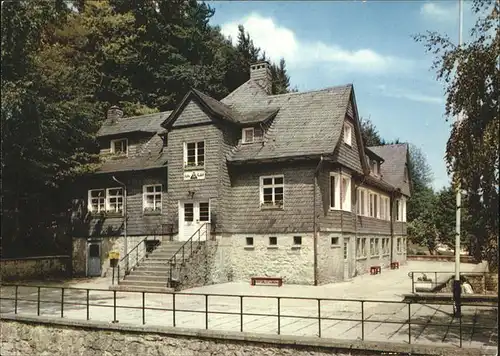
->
[87,243,102,277]
[343,238,350,280]
[179,201,210,241]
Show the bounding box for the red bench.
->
[251,277,283,287]
[370,266,382,275]
[390,261,400,269]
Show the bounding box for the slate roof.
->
[96,111,171,173]
[97,111,171,137]
[368,144,411,197]
[224,84,353,162]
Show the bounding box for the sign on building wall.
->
[184,170,205,180]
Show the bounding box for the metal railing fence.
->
[1,284,497,349]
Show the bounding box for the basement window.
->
[246,237,254,246]
[293,236,302,245]
[269,236,277,246]
[331,237,339,246]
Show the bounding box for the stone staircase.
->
[111,241,189,292]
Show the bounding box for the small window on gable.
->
[111,138,128,155]
[343,122,352,146]
[404,166,409,182]
[370,160,379,176]
[242,128,255,144]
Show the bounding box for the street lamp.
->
[453,0,464,317]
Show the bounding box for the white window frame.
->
[110,138,128,155]
[343,122,353,146]
[380,195,389,220]
[370,160,379,176]
[183,141,205,168]
[143,184,162,213]
[356,187,368,216]
[260,175,284,208]
[88,189,106,213]
[329,172,340,210]
[330,172,351,211]
[385,197,391,221]
[369,192,379,218]
[242,127,255,144]
[396,198,407,222]
[356,237,367,259]
[397,238,402,253]
[106,187,124,214]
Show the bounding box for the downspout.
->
[313,155,324,286]
[112,176,128,272]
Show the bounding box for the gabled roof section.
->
[368,143,411,197]
[97,111,171,137]
[227,85,353,162]
[161,89,242,128]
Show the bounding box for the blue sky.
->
[208,0,480,191]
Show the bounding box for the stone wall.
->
[72,235,156,277]
[0,256,70,281]
[226,233,315,285]
[1,316,482,356]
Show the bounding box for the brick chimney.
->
[250,61,272,94]
[107,105,123,123]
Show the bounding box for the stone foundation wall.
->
[0,256,70,281]
[1,316,478,356]
[225,233,315,285]
[72,235,162,277]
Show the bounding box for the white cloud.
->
[376,84,444,105]
[220,13,413,74]
[420,2,458,23]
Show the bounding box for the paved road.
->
[1,261,497,353]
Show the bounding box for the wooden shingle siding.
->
[172,100,212,127]
[72,170,167,237]
[165,124,225,232]
[347,100,354,118]
[227,162,317,233]
[333,117,363,173]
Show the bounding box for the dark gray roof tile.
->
[97,111,172,137]
[226,85,353,162]
[368,144,411,196]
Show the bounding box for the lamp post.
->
[453,0,464,317]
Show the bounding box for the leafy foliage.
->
[1,0,295,256]
[415,0,499,270]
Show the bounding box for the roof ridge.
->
[268,83,353,98]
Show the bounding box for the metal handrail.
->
[167,223,208,287]
[112,235,160,285]
[2,283,498,349]
[409,271,495,294]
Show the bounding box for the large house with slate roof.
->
[71,62,410,285]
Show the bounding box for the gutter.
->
[313,155,324,286]
[112,176,128,272]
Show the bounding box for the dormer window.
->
[343,122,352,146]
[111,138,128,155]
[242,128,255,144]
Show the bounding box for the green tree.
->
[415,0,499,270]
[360,116,384,146]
